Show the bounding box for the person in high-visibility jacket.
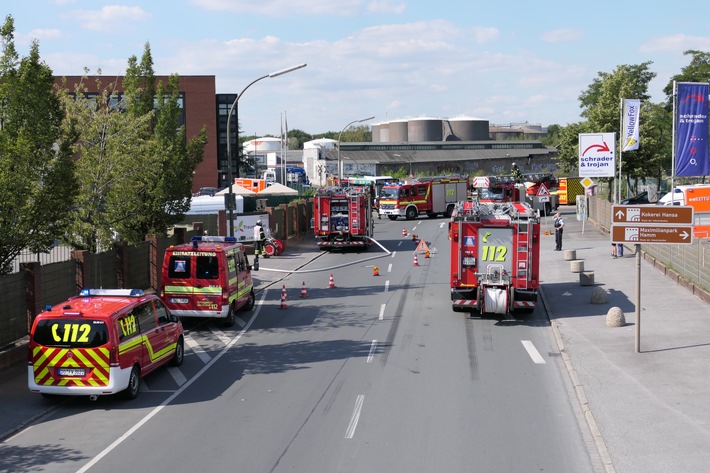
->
[253,220,269,258]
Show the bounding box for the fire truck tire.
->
[222,306,236,327]
[241,289,256,311]
[405,207,418,220]
[123,366,141,400]
[444,204,455,218]
[170,336,184,367]
[388,215,398,221]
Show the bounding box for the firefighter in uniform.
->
[253,220,269,258]
[511,162,523,184]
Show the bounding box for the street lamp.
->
[225,63,307,236]
[394,153,413,177]
[338,116,375,181]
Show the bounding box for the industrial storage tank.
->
[407,117,443,142]
[388,119,408,143]
[373,122,389,143]
[444,117,489,141]
[371,123,382,143]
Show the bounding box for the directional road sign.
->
[612,205,694,225]
[611,225,694,244]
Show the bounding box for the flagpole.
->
[671,81,677,195]
[618,98,623,204]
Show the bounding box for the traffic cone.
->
[424,250,430,258]
[280,285,288,309]
[413,253,419,266]
[300,281,308,298]
[373,266,379,276]
[402,227,407,237]
[328,273,336,288]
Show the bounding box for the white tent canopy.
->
[257,183,298,195]
[186,194,244,214]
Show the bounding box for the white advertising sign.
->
[578,133,616,177]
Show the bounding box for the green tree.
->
[663,50,710,102]
[0,15,78,274]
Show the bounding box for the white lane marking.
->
[167,367,187,386]
[345,395,365,439]
[439,222,446,228]
[391,251,397,257]
[184,336,211,364]
[234,316,246,328]
[522,340,546,364]
[384,280,390,292]
[210,326,233,345]
[379,303,386,320]
[367,340,378,363]
[397,241,403,247]
[387,263,392,272]
[76,292,268,473]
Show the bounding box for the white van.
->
[657,184,710,206]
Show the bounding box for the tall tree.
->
[0,15,77,274]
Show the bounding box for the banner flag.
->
[622,99,640,151]
[675,82,709,177]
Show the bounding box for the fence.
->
[0,199,314,351]
[588,195,710,299]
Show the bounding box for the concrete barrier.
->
[606,306,626,327]
[571,259,584,273]
[580,271,595,286]
[564,249,576,261]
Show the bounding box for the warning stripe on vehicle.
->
[32,346,110,387]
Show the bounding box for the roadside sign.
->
[536,183,550,197]
[578,133,616,177]
[580,176,595,189]
[612,205,694,225]
[611,225,694,244]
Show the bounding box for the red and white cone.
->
[413,253,419,267]
[280,285,288,309]
[328,273,336,288]
[300,281,308,298]
[402,227,407,237]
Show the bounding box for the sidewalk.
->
[539,208,710,473]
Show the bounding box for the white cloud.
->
[189,0,365,15]
[16,29,62,45]
[73,5,151,32]
[640,34,710,53]
[540,28,584,43]
[367,0,406,14]
[472,27,500,44]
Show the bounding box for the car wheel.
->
[123,366,140,400]
[170,336,184,366]
[241,289,255,311]
[222,305,236,327]
[405,207,417,220]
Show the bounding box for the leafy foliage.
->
[0,15,78,274]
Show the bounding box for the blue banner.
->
[675,82,709,177]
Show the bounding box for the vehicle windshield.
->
[33,319,109,348]
[380,187,399,199]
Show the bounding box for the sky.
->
[5,1,710,137]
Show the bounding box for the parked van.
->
[28,289,184,400]
[658,184,710,207]
[160,236,256,327]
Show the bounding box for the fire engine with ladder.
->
[312,186,374,250]
[449,176,541,315]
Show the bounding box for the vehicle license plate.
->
[58,368,85,377]
[170,297,189,304]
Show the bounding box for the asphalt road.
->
[0,216,598,473]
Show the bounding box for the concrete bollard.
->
[570,259,584,273]
[591,286,608,304]
[564,249,576,261]
[606,306,626,327]
[580,271,595,286]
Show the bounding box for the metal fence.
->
[11,245,73,273]
[588,195,710,293]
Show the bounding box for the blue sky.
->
[5,1,710,136]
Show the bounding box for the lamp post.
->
[225,63,307,236]
[394,153,413,178]
[338,116,375,182]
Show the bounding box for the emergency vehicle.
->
[160,236,256,327]
[449,180,541,315]
[378,175,469,220]
[312,186,374,249]
[28,289,184,400]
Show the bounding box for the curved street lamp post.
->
[225,63,307,236]
[338,116,375,181]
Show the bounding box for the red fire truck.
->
[312,186,374,249]
[378,175,469,220]
[449,180,540,315]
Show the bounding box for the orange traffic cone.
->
[424,250,430,258]
[402,227,407,237]
[280,285,288,309]
[413,253,419,266]
[328,273,336,288]
[300,281,308,298]
[373,266,380,276]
